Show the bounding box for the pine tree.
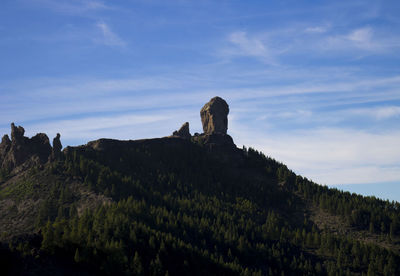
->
[74,248,80,263]
[150,254,163,276]
[131,252,144,275]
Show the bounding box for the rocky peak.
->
[11,123,26,144]
[0,135,11,163]
[1,123,61,172]
[1,134,11,148]
[172,122,191,139]
[200,96,229,135]
[1,134,11,144]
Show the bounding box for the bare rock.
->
[11,123,25,143]
[4,123,29,169]
[0,134,11,166]
[51,133,62,160]
[200,96,229,135]
[172,122,191,139]
[0,135,11,156]
[1,123,52,171]
[30,133,52,163]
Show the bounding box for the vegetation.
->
[1,138,399,275]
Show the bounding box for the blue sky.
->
[1,0,400,201]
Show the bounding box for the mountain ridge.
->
[0,97,399,275]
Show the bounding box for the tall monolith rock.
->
[200,96,229,135]
[50,133,62,160]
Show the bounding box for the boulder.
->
[172,122,191,139]
[200,97,229,135]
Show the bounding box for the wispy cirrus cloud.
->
[30,0,110,14]
[222,31,280,65]
[325,27,375,51]
[304,25,329,34]
[95,22,126,47]
[322,27,400,53]
[350,106,400,120]
[222,24,400,65]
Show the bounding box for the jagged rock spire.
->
[172,122,191,139]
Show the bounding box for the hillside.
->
[0,97,399,275]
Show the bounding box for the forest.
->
[1,137,399,275]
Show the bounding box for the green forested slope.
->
[1,136,399,275]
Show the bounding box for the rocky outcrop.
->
[172,122,191,139]
[0,135,11,166]
[0,135,11,155]
[0,123,60,172]
[30,133,52,163]
[11,123,26,143]
[5,124,30,169]
[51,133,62,160]
[200,96,229,135]
[192,97,236,150]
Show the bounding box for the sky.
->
[1,0,400,202]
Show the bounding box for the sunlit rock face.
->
[200,96,229,135]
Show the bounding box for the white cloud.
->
[323,27,397,52]
[304,26,328,34]
[347,28,372,43]
[373,106,400,119]
[95,22,126,47]
[230,125,400,185]
[229,31,268,57]
[350,106,400,120]
[223,25,400,65]
[224,31,279,65]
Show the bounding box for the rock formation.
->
[51,133,62,160]
[6,123,30,169]
[191,97,236,149]
[200,96,229,135]
[11,123,26,143]
[172,122,191,139]
[0,123,59,172]
[30,133,52,164]
[0,135,11,155]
